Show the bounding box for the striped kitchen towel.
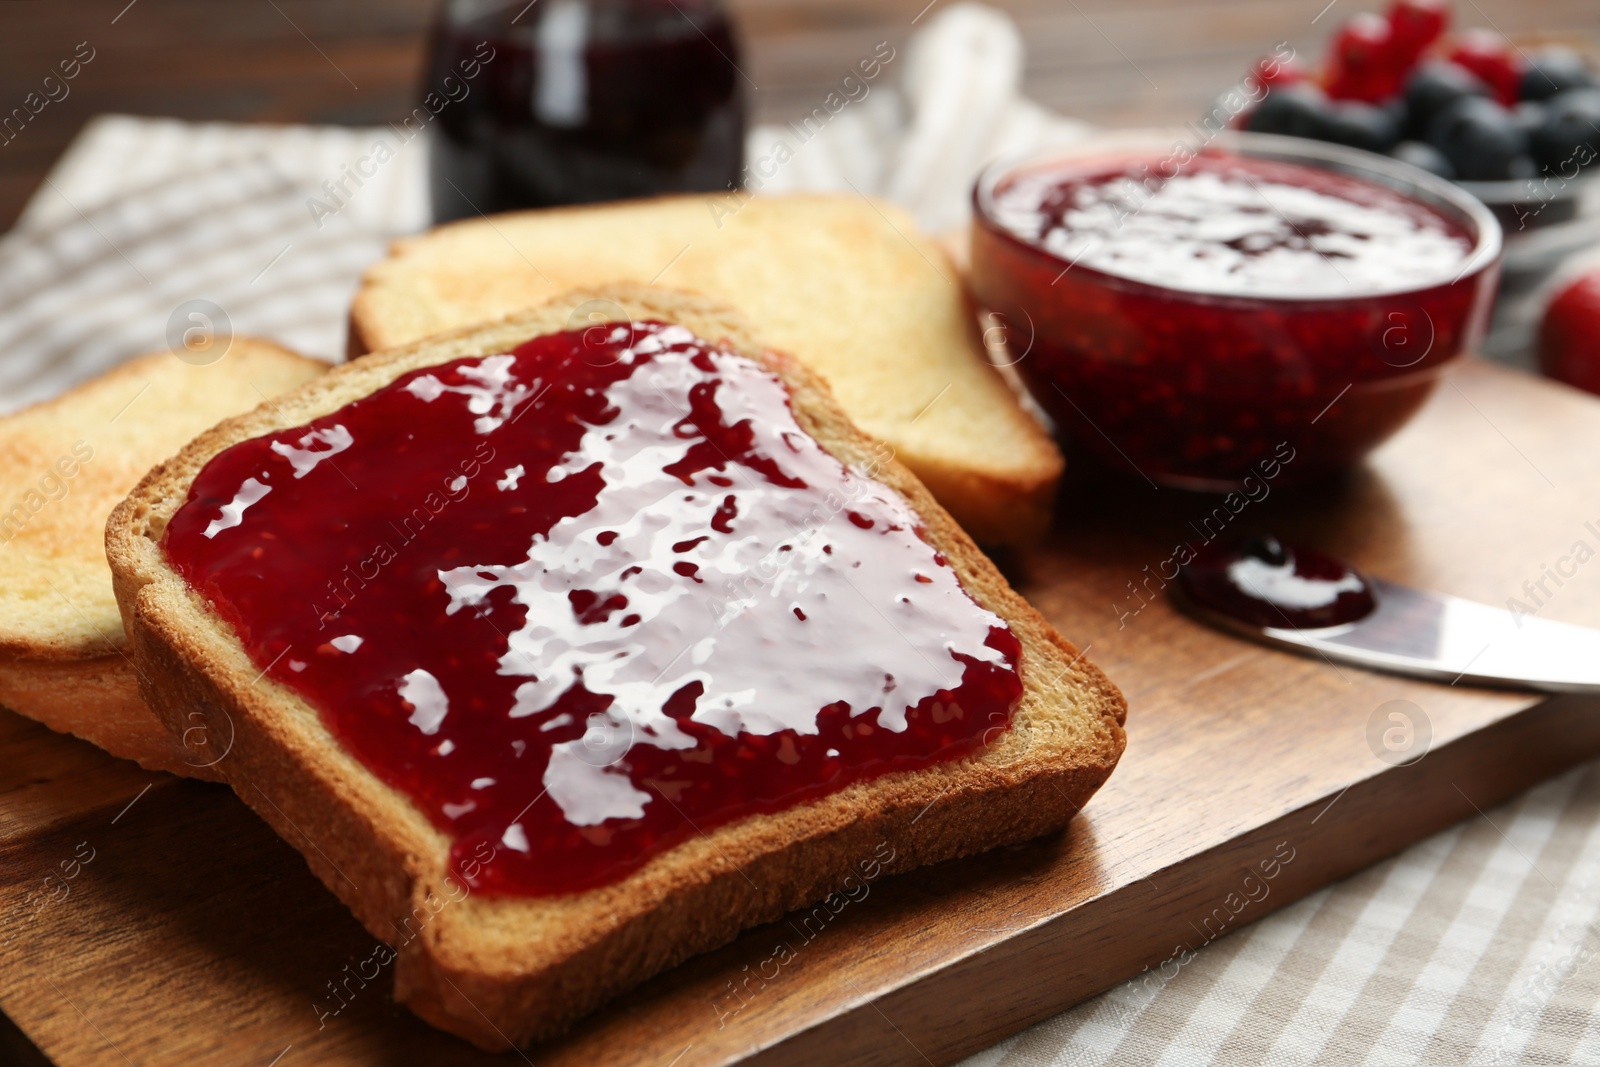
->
[959,760,1600,1066]
[0,113,427,414]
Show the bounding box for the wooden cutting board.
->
[5,358,1600,1067]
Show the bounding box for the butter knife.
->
[1174,537,1600,693]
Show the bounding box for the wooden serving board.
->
[5,358,1600,1067]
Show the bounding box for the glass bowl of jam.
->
[970,130,1503,491]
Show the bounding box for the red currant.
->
[1449,28,1525,105]
[1255,53,1309,89]
[1387,0,1450,64]
[1327,13,1405,102]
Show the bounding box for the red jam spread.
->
[990,155,1472,298]
[970,150,1494,489]
[1178,536,1376,630]
[163,321,1023,896]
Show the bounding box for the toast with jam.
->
[108,285,1124,1049]
[348,194,1063,546]
[0,339,324,774]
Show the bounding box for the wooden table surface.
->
[1,0,1596,232]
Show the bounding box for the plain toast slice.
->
[109,285,1124,1049]
[348,193,1063,545]
[0,339,325,774]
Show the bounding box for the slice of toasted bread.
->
[109,285,1124,1049]
[0,339,326,775]
[348,193,1063,545]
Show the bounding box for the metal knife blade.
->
[1179,577,1600,693]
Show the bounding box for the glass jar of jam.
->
[424,0,746,222]
[970,131,1503,491]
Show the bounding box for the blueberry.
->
[1428,96,1529,180]
[1403,61,1491,141]
[1390,139,1456,179]
[1320,101,1402,154]
[1246,84,1334,140]
[1521,47,1597,102]
[1514,101,1547,137]
[1529,87,1600,175]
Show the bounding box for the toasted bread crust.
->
[0,340,325,774]
[0,654,200,775]
[110,285,1124,1049]
[346,194,1064,546]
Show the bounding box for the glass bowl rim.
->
[971,128,1505,304]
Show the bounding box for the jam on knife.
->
[164,321,1024,896]
[1177,535,1378,630]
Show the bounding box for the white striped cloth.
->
[0,113,428,414]
[744,2,1090,235]
[959,762,1600,1066]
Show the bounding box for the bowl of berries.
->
[1238,0,1600,237]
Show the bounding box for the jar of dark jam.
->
[424,0,746,222]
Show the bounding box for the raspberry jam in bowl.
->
[971,131,1502,490]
